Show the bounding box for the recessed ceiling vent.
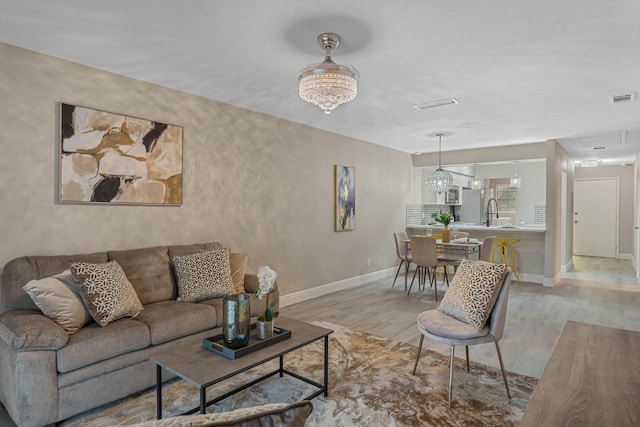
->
[609,92,636,104]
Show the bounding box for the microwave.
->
[445,186,460,204]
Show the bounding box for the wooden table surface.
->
[520,321,640,426]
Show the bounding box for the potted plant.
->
[255,266,278,339]
[432,212,453,242]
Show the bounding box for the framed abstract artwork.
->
[335,165,355,231]
[59,103,183,205]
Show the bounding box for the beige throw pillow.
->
[23,270,93,334]
[172,249,236,303]
[229,252,248,294]
[70,261,144,327]
[438,259,507,330]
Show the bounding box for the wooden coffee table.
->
[150,317,333,419]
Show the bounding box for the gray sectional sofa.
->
[0,242,278,427]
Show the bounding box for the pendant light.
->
[471,163,482,190]
[297,33,359,114]
[510,161,522,188]
[426,134,454,193]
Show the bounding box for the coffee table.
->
[150,316,333,419]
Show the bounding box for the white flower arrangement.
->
[255,266,278,322]
[255,265,277,298]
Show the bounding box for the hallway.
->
[564,255,638,285]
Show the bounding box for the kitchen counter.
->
[407,224,546,233]
[406,224,546,283]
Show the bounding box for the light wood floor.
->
[1,257,638,426]
[283,256,640,379]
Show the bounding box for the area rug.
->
[61,322,537,426]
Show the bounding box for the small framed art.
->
[335,165,355,231]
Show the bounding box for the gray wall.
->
[0,42,413,296]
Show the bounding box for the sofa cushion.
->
[22,270,92,334]
[108,246,175,305]
[172,249,236,303]
[0,309,68,351]
[167,242,223,258]
[71,260,144,327]
[438,259,507,330]
[0,252,108,313]
[229,253,248,294]
[135,300,217,345]
[57,318,151,373]
[125,400,313,427]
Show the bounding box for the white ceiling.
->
[2,0,640,165]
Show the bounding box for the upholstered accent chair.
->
[412,263,512,408]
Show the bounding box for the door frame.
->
[573,177,619,258]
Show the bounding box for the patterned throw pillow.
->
[171,249,236,303]
[23,270,93,334]
[438,259,507,330]
[70,261,144,327]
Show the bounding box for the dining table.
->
[400,237,482,288]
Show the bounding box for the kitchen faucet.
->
[485,198,499,227]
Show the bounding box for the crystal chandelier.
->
[510,161,522,188]
[471,163,483,190]
[297,33,359,114]
[426,134,454,193]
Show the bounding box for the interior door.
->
[573,179,617,257]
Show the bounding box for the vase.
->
[442,226,451,243]
[223,294,250,348]
[257,320,274,340]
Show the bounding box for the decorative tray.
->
[203,324,292,360]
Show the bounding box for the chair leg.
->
[412,335,424,375]
[392,260,404,288]
[448,346,455,409]
[408,267,419,295]
[494,342,512,399]
[434,268,439,301]
[465,345,470,372]
[392,260,403,288]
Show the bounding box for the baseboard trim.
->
[519,272,544,284]
[617,252,632,260]
[281,266,547,307]
[280,267,396,308]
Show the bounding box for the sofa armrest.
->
[243,273,279,294]
[243,273,259,293]
[0,309,68,351]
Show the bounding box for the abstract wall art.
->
[59,103,183,205]
[335,165,355,231]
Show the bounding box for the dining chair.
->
[479,236,495,262]
[412,262,512,409]
[407,236,454,300]
[392,231,412,290]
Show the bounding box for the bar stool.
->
[491,238,522,283]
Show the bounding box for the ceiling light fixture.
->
[581,146,605,167]
[510,161,521,188]
[297,32,359,115]
[580,159,599,167]
[413,98,459,110]
[471,163,482,190]
[426,134,454,193]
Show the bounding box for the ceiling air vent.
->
[609,92,636,104]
